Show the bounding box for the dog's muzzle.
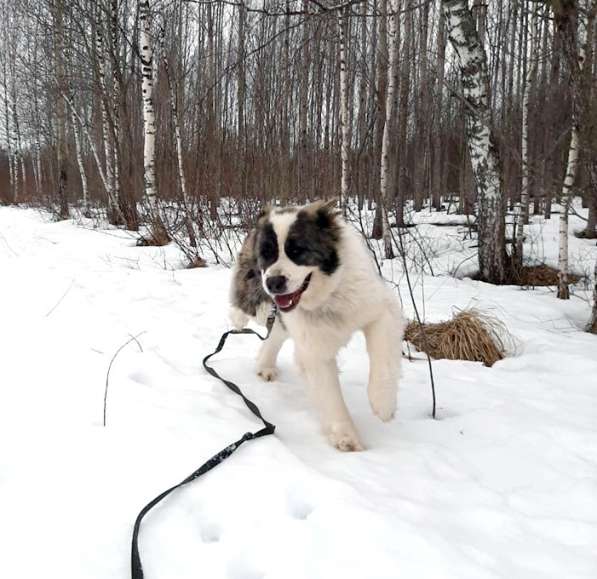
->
[271,273,312,312]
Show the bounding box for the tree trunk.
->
[2,57,15,203]
[111,0,138,230]
[371,0,388,239]
[521,0,539,227]
[394,2,410,228]
[337,5,350,210]
[96,16,117,223]
[442,0,507,284]
[380,0,399,259]
[53,0,69,220]
[579,1,597,238]
[139,0,164,237]
[515,0,540,268]
[413,0,431,212]
[553,0,591,299]
[589,257,597,333]
[558,121,579,300]
[69,99,89,214]
[64,95,112,198]
[432,6,447,211]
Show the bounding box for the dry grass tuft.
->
[136,221,171,247]
[186,255,208,268]
[405,309,513,367]
[513,264,581,287]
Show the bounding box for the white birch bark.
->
[54,0,69,219]
[31,31,43,197]
[110,0,121,213]
[442,0,506,283]
[371,0,388,238]
[590,257,597,333]
[432,7,447,210]
[557,2,589,300]
[33,133,42,196]
[558,124,579,299]
[139,0,159,216]
[63,95,112,203]
[68,99,89,213]
[521,0,539,227]
[337,5,350,210]
[380,0,399,259]
[96,21,115,214]
[12,97,26,201]
[516,0,540,266]
[2,56,16,203]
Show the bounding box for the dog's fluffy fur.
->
[230,200,403,451]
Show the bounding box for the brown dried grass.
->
[186,255,208,268]
[512,264,581,287]
[405,309,513,367]
[136,221,171,247]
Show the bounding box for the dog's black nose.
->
[266,275,288,294]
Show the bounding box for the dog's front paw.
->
[368,381,397,422]
[327,423,364,452]
[229,307,249,330]
[257,366,279,382]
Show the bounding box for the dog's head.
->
[254,200,341,312]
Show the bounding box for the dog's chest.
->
[281,306,355,357]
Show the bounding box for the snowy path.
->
[0,207,596,579]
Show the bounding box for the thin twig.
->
[45,280,75,318]
[393,226,437,419]
[103,332,146,427]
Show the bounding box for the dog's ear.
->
[308,198,340,229]
[319,198,339,213]
[254,205,271,225]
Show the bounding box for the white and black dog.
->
[229,200,403,451]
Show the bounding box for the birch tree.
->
[96,18,113,200]
[432,6,447,211]
[68,97,89,214]
[515,0,541,268]
[337,5,350,209]
[380,0,399,258]
[552,0,591,299]
[1,55,15,203]
[53,0,69,219]
[521,1,540,226]
[139,0,165,240]
[589,257,597,332]
[441,0,506,283]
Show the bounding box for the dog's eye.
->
[286,240,305,260]
[260,242,276,262]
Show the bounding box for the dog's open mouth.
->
[273,274,312,312]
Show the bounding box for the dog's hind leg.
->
[363,310,402,422]
[256,319,287,382]
[299,353,363,451]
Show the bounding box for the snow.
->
[0,205,596,579]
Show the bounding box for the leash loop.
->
[131,306,277,579]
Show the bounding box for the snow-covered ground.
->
[0,205,596,579]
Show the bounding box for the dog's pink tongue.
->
[274,294,293,309]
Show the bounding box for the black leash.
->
[131,307,277,579]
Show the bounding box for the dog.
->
[229,200,403,451]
